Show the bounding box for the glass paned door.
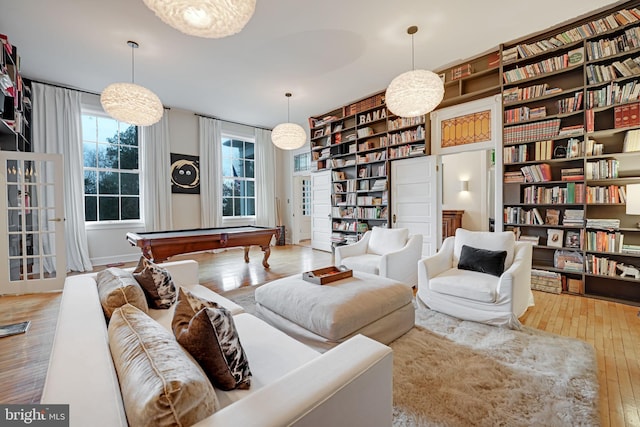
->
[0,152,66,294]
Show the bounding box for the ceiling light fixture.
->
[143,0,256,38]
[100,41,163,127]
[386,26,444,118]
[272,93,306,150]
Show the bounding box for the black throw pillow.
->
[458,245,507,277]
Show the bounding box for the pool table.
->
[126,226,280,268]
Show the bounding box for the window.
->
[82,114,140,222]
[302,178,311,216]
[294,152,310,173]
[222,136,255,217]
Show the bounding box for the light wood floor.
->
[0,244,638,426]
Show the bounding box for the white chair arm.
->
[380,234,423,286]
[417,237,454,292]
[334,231,371,265]
[496,242,533,316]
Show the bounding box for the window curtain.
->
[142,111,173,231]
[198,116,222,227]
[255,128,277,227]
[32,82,93,272]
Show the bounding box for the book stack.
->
[503,144,529,163]
[622,244,640,254]
[520,163,551,182]
[502,47,584,83]
[530,269,562,294]
[562,209,585,226]
[565,137,584,158]
[556,92,583,114]
[561,167,584,181]
[623,129,640,152]
[585,254,619,276]
[586,185,626,204]
[586,229,624,252]
[586,27,640,61]
[504,171,525,183]
[558,125,585,137]
[586,218,621,229]
[370,179,387,191]
[586,159,619,179]
[519,235,540,245]
[356,127,374,138]
[585,139,604,156]
[614,103,640,128]
[503,119,560,144]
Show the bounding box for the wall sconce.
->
[459,180,469,192]
[626,183,640,228]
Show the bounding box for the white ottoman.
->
[255,271,414,352]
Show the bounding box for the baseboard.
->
[90,253,141,267]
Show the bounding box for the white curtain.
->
[32,82,93,272]
[198,116,222,227]
[255,128,276,226]
[142,111,173,231]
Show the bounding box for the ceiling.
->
[0,0,618,131]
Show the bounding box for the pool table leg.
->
[261,245,271,268]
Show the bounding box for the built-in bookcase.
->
[501,1,640,305]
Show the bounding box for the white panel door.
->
[391,155,441,256]
[311,170,332,252]
[0,152,66,294]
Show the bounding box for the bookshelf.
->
[435,49,502,109]
[501,1,640,305]
[310,91,427,246]
[0,34,31,152]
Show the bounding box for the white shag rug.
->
[223,287,599,427]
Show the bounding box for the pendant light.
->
[100,41,163,127]
[143,0,256,39]
[272,93,307,150]
[386,26,444,118]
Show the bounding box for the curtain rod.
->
[194,112,272,132]
[28,78,101,97]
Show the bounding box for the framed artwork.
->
[170,153,200,194]
[547,229,564,248]
[313,129,324,138]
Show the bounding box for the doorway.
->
[0,152,66,294]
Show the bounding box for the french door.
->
[0,151,66,294]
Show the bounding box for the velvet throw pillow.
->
[458,244,508,277]
[109,304,218,427]
[96,267,148,320]
[172,287,252,391]
[132,256,177,309]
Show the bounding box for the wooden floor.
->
[0,244,638,426]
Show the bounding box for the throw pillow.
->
[172,287,252,391]
[457,244,508,277]
[109,304,218,427]
[367,227,409,256]
[132,256,177,309]
[96,268,148,320]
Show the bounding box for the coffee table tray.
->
[302,265,353,285]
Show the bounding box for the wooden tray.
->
[302,265,352,285]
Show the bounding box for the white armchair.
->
[335,227,423,287]
[416,228,534,328]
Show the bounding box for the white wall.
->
[441,150,489,231]
[169,109,200,230]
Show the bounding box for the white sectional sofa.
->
[41,260,394,427]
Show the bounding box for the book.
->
[568,47,585,66]
[547,229,564,247]
[0,321,30,338]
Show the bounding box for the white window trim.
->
[80,108,145,227]
[221,132,257,221]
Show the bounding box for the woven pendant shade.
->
[272,122,307,150]
[101,82,164,127]
[386,26,444,118]
[143,0,256,38]
[386,69,444,118]
[272,92,306,150]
